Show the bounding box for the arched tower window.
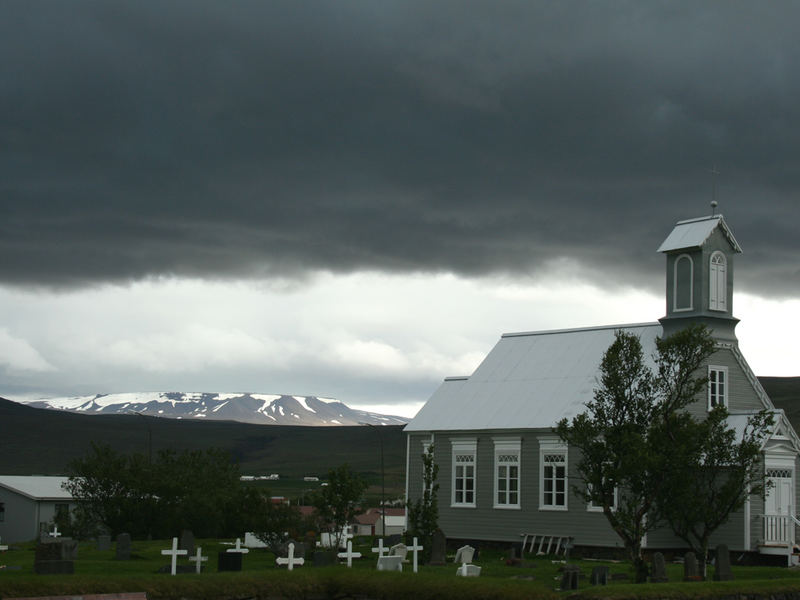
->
[709,252,727,311]
[673,254,693,311]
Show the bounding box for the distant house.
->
[354,507,406,536]
[404,213,800,561]
[0,476,76,543]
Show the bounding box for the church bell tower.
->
[657,212,742,343]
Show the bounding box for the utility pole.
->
[360,422,385,535]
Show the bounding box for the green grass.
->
[3,539,800,600]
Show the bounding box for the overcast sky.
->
[2,2,798,417]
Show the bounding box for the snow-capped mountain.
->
[12,392,409,426]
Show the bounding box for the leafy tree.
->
[557,324,715,582]
[659,406,773,577]
[312,464,366,550]
[65,443,249,538]
[251,496,305,554]
[406,444,439,562]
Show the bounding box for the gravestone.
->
[218,551,243,572]
[560,564,580,590]
[713,544,733,581]
[116,533,132,560]
[386,534,403,546]
[456,563,481,577]
[275,542,305,570]
[376,555,404,571]
[590,565,609,585]
[407,537,424,573]
[97,534,112,552]
[180,529,195,555]
[337,540,362,567]
[683,551,700,581]
[429,529,447,565]
[226,538,250,555]
[389,543,408,562]
[34,540,74,575]
[650,552,668,583]
[313,550,336,567]
[454,545,475,565]
[289,541,306,560]
[161,537,188,576]
[189,547,208,574]
[61,538,78,560]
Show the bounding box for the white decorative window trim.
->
[451,439,477,508]
[538,437,568,511]
[493,438,521,509]
[709,251,727,312]
[587,483,618,513]
[708,365,728,410]
[673,253,694,312]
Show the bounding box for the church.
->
[404,212,800,560]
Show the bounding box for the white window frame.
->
[708,365,728,410]
[709,251,727,312]
[673,254,694,312]
[587,483,618,512]
[539,437,568,511]
[493,438,521,509]
[451,439,477,508]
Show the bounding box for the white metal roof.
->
[0,476,73,500]
[657,214,742,253]
[404,323,662,432]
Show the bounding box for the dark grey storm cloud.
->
[2,1,799,294]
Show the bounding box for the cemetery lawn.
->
[3,539,800,600]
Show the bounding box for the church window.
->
[587,481,618,512]
[673,254,693,311]
[494,438,521,509]
[539,438,568,510]
[708,366,728,409]
[451,439,476,507]
[709,252,727,311]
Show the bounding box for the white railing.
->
[763,514,794,544]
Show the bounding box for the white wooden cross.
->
[188,546,208,574]
[371,538,387,558]
[337,540,362,568]
[161,537,188,576]
[407,537,423,573]
[275,542,305,571]
[49,525,61,538]
[226,538,250,554]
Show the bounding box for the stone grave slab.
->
[454,545,475,565]
[34,540,74,575]
[456,563,481,577]
[313,551,336,567]
[218,551,242,572]
[376,555,403,571]
[179,530,195,555]
[590,565,609,585]
[650,552,668,583]
[683,551,701,581]
[389,543,408,562]
[559,565,580,590]
[429,529,446,566]
[116,533,131,560]
[97,535,111,552]
[713,544,733,581]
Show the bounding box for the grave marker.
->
[115,533,131,561]
[371,538,387,558]
[389,543,408,562]
[0,536,8,552]
[97,535,111,552]
[456,563,481,577]
[161,537,188,576]
[313,551,336,567]
[454,545,475,565]
[217,551,242,572]
[226,538,250,554]
[49,526,61,539]
[650,552,668,583]
[34,539,74,575]
[189,547,208,574]
[683,551,700,581]
[590,565,609,585]
[713,544,733,581]
[337,540,361,567]
[560,565,580,590]
[179,529,195,555]
[429,529,447,566]
[376,555,403,571]
[407,537,423,573]
[276,542,305,570]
